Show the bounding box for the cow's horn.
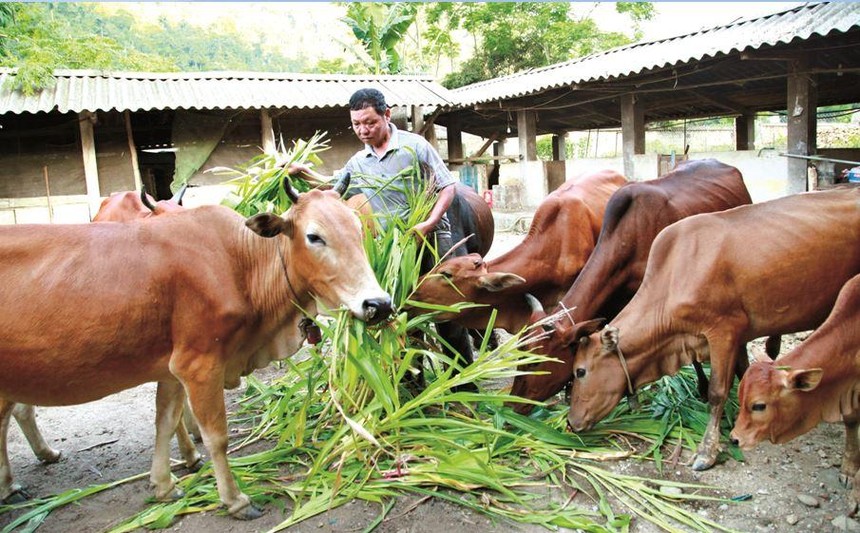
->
[524,293,544,314]
[140,186,157,211]
[333,172,351,197]
[171,183,189,205]
[283,177,301,204]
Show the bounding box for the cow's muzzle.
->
[362,296,393,325]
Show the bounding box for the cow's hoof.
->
[154,485,185,501]
[841,473,854,489]
[38,449,62,464]
[2,487,32,504]
[185,457,204,473]
[691,455,716,471]
[230,503,263,520]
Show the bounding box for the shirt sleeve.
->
[418,139,456,192]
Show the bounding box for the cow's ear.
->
[600,325,619,351]
[785,368,823,392]
[477,272,526,292]
[575,318,605,341]
[246,213,293,238]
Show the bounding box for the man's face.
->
[350,106,390,147]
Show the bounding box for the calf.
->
[411,170,626,332]
[565,187,860,471]
[511,159,754,408]
[731,273,860,510]
[0,177,392,519]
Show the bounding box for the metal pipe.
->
[779,153,860,166]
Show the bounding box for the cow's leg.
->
[12,404,61,463]
[691,361,709,402]
[691,334,739,471]
[179,364,262,520]
[0,400,27,503]
[436,322,477,392]
[172,395,202,471]
[182,398,201,440]
[842,415,860,487]
[844,415,860,516]
[151,381,186,501]
[764,335,781,358]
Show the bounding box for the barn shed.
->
[433,1,860,207]
[0,72,456,223]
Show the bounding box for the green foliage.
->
[437,2,653,88]
[0,3,174,95]
[0,3,309,95]
[215,132,331,217]
[339,3,418,74]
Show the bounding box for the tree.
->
[0,3,174,95]
[428,2,654,88]
[339,3,417,74]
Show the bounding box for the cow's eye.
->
[751,403,767,412]
[307,233,326,246]
[575,368,586,379]
[440,271,453,279]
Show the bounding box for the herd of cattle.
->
[1,158,859,520]
[414,158,860,504]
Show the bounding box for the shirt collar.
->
[363,123,399,158]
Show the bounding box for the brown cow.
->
[93,184,187,221]
[0,177,392,519]
[565,187,860,471]
[410,170,626,332]
[4,184,200,495]
[730,273,860,509]
[511,159,754,409]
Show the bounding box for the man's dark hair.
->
[349,88,388,115]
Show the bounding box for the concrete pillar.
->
[552,132,568,161]
[79,110,101,219]
[786,54,817,194]
[735,113,756,151]
[620,94,645,179]
[516,110,537,161]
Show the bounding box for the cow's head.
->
[566,325,630,431]
[410,253,525,320]
[246,175,392,325]
[507,295,603,414]
[730,361,823,449]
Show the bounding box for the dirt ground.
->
[2,231,858,533]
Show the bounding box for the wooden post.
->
[735,113,756,151]
[43,166,53,223]
[446,116,463,170]
[79,110,101,219]
[621,93,645,179]
[261,109,276,155]
[124,110,142,191]
[411,105,424,134]
[786,54,817,194]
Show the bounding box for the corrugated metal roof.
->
[453,1,860,106]
[0,70,457,114]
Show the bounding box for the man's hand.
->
[286,162,310,176]
[410,220,435,238]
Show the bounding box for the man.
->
[288,88,461,269]
[289,88,475,390]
